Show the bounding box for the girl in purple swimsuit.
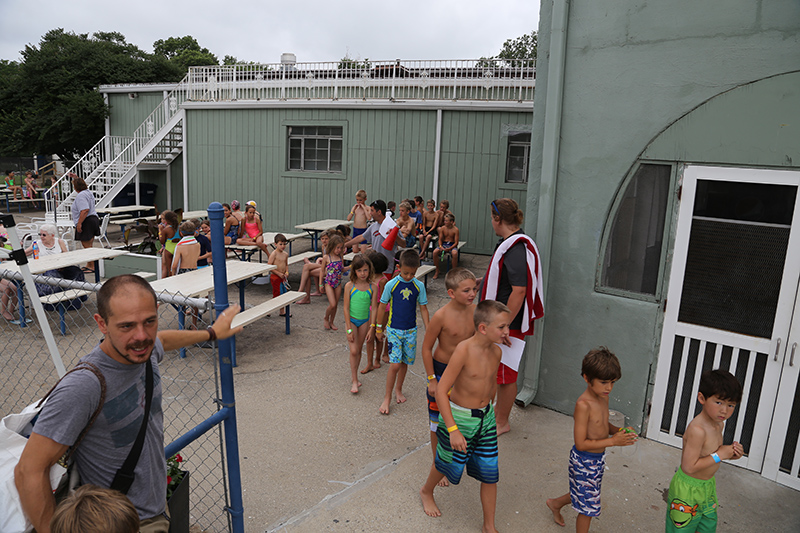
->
[321,235,347,330]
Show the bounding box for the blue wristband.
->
[711,452,721,463]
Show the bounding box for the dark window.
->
[505,133,530,183]
[287,126,343,172]
[601,163,671,295]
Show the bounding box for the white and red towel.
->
[480,234,544,336]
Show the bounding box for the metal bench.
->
[39,289,92,335]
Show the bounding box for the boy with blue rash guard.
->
[665,369,743,533]
[546,347,637,532]
[375,250,429,415]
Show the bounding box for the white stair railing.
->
[45,73,191,218]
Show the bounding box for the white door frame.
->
[648,165,800,476]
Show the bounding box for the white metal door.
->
[764,287,800,489]
[648,165,800,475]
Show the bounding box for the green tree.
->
[153,36,218,73]
[497,31,538,61]
[0,29,183,159]
[479,31,537,68]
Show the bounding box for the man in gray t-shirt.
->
[14,275,241,532]
[345,199,405,276]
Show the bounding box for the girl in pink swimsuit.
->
[237,205,269,254]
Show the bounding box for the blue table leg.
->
[178,306,186,358]
[238,280,246,310]
[231,334,237,367]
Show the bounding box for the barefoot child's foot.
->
[395,391,407,404]
[373,360,382,369]
[324,318,331,330]
[420,487,441,518]
[437,477,450,487]
[379,399,391,414]
[360,365,374,374]
[496,422,510,436]
[546,498,566,527]
[297,298,310,305]
[330,322,338,331]
[350,381,361,394]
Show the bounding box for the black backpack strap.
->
[37,361,107,463]
[110,358,153,494]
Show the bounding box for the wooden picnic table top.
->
[0,248,127,275]
[148,260,275,298]
[97,205,156,215]
[262,232,306,243]
[180,210,208,220]
[294,219,353,232]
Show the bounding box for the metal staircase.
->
[44,75,190,224]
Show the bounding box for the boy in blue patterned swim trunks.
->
[375,250,429,415]
[546,348,637,532]
[419,300,510,533]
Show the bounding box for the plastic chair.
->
[95,213,111,248]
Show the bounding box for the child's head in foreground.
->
[349,254,374,283]
[326,234,344,255]
[581,347,622,383]
[473,300,511,333]
[356,189,367,201]
[698,369,742,404]
[50,484,139,533]
[398,249,420,280]
[444,267,477,303]
[179,220,196,237]
[274,233,287,244]
[366,250,388,277]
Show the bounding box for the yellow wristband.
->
[370,323,376,327]
[427,374,436,381]
[447,425,458,433]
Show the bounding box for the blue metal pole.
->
[208,202,245,533]
[164,408,231,458]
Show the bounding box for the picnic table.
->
[149,260,276,358]
[0,247,128,326]
[227,232,307,261]
[295,219,353,252]
[97,204,156,216]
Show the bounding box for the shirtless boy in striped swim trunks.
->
[419,300,510,533]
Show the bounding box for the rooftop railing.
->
[186,59,535,103]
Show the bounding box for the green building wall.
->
[106,91,166,138]
[528,0,800,428]
[183,107,531,254]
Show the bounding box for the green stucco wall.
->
[183,107,531,254]
[528,0,800,429]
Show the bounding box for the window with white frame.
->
[505,132,531,183]
[287,126,343,172]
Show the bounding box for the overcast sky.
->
[0,0,539,64]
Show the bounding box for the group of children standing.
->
[156,190,744,533]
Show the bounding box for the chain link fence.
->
[0,271,232,532]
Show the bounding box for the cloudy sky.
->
[0,0,539,64]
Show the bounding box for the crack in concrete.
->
[264,441,430,532]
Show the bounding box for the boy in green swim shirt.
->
[665,369,743,533]
[419,300,510,533]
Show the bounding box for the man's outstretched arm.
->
[158,304,243,351]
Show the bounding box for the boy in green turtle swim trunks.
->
[419,300,510,533]
[666,369,743,532]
